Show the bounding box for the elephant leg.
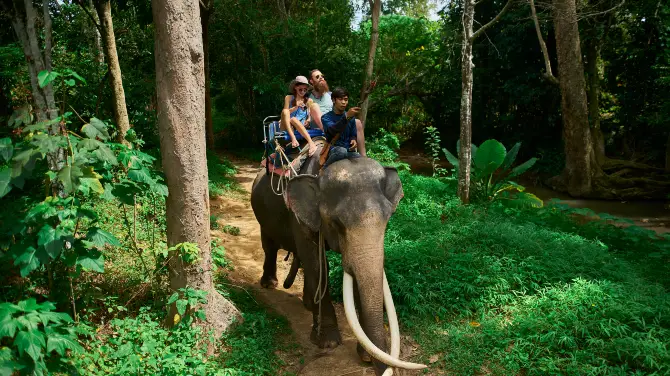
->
[297,236,341,349]
[260,231,279,288]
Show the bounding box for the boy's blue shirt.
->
[321,110,357,149]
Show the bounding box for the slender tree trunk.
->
[553,0,592,196]
[7,0,64,189]
[200,1,215,150]
[152,0,240,339]
[586,38,606,165]
[359,0,381,127]
[94,0,130,145]
[458,0,475,204]
[89,0,104,65]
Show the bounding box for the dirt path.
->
[211,158,421,375]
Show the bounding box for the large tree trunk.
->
[457,0,475,204]
[94,0,130,145]
[586,37,606,165]
[358,0,381,127]
[553,0,593,197]
[152,0,240,339]
[200,1,215,150]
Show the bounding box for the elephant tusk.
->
[381,271,400,376]
[343,272,427,371]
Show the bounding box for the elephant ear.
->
[285,175,321,232]
[383,167,404,213]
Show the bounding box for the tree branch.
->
[577,0,625,20]
[43,0,53,71]
[529,0,558,85]
[75,0,102,34]
[470,0,514,41]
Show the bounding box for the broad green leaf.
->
[501,142,521,172]
[31,134,66,154]
[47,333,82,356]
[64,68,87,84]
[86,227,121,248]
[78,138,101,151]
[152,183,168,197]
[0,138,12,162]
[0,347,25,374]
[176,299,188,316]
[102,183,116,201]
[474,139,506,175]
[58,165,83,193]
[93,144,118,165]
[442,148,459,168]
[128,168,155,185]
[508,157,538,178]
[64,79,75,87]
[111,181,139,205]
[78,178,104,196]
[14,246,40,277]
[14,329,45,361]
[37,225,64,259]
[0,314,19,339]
[16,299,41,313]
[167,292,180,305]
[0,167,11,198]
[37,70,59,88]
[76,251,104,273]
[81,118,110,141]
[23,118,60,133]
[512,192,544,208]
[13,149,42,170]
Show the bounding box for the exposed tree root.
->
[545,158,670,200]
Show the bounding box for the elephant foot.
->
[310,324,342,349]
[260,275,278,289]
[357,343,372,363]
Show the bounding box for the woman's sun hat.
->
[289,75,310,93]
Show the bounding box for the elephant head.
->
[286,158,426,375]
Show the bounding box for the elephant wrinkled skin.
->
[250,153,404,375]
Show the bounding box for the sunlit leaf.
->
[47,333,82,356]
[58,165,84,194]
[37,70,60,88]
[63,68,86,84]
[64,79,75,87]
[37,225,64,259]
[76,250,104,273]
[86,227,120,248]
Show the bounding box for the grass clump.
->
[329,172,670,374]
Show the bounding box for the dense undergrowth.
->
[328,170,670,374]
[1,152,296,376]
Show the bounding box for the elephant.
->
[250,150,426,375]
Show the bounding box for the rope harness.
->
[266,139,330,336]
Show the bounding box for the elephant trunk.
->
[342,243,426,374]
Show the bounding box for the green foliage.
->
[222,225,240,236]
[444,139,541,207]
[73,307,236,376]
[211,240,230,272]
[366,128,409,170]
[167,287,208,326]
[0,299,83,375]
[207,152,238,198]
[424,126,447,177]
[161,242,201,265]
[328,172,670,374]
